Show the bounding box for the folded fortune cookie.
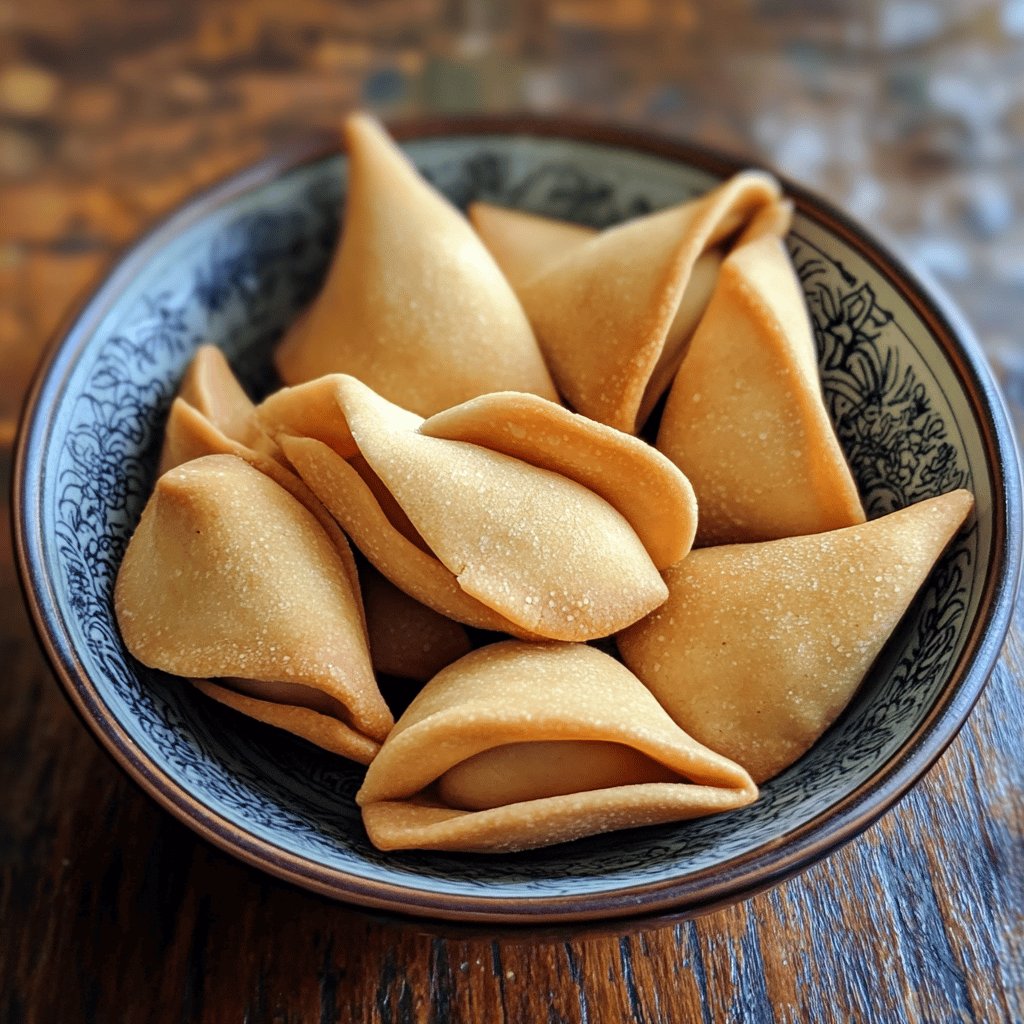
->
[258,375,698,641]
[617,489,974,783]
[357,641,758,853]
[479,171,787,433]
[274,114,558,417]
[115,454,392,764]
[656,233,865,545]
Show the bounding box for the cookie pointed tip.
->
[892,488,975,540]
[343,110,385,141]
[343,111,407,173]
[927,487,976,537]
[945,487,975,516]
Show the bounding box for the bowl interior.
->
[22,131,996,912]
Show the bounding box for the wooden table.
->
[2,4,1021,1021]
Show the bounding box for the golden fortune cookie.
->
[478,171,788,433]
[274,114,558,416]
[257,375,697,641]
[617,489,974,783]
[115,455,392,764]
[357,641,758,854]
[656,233,865,545]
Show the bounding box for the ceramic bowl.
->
[14,118,1021,927]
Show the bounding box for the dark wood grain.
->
[2,3,1021,1022]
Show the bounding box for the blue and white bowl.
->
[14,119,1022,926]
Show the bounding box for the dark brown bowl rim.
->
[13,115,1023,927]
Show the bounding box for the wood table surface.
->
[2,3,1021,1021]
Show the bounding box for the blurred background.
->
[1,0,1022,435]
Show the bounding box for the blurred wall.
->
[2,0,1022,424]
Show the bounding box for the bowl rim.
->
[13,114,1023,926]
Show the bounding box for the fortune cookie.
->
[115,455,392,764]
[357,641,758,853]
[362,569,472,683]
[656,233,865,545]
[618,490,974,783]
[485,171,786,433]
[258,375,697,641]
[274,114,558,416]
